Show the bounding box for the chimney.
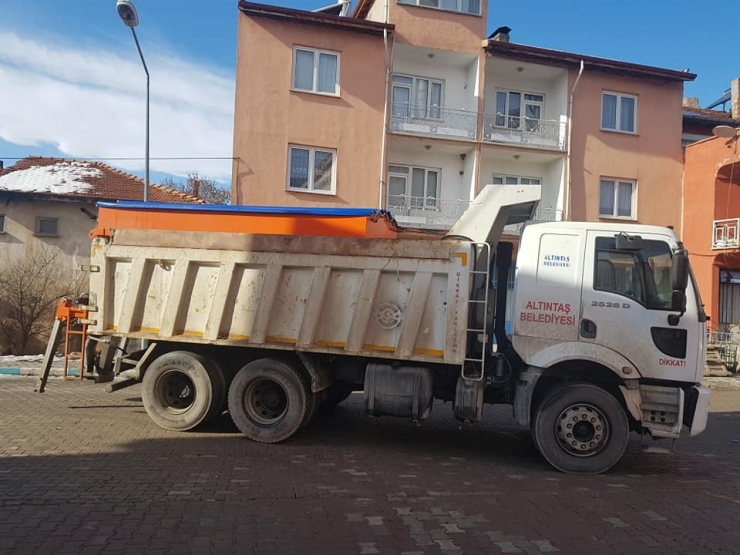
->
[683,97,700,109]
[490,26,511,43]
[732,77,740,120]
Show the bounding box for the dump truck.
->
[68,184,709,474]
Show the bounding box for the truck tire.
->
[142,351,226,432]
[532,383,629,474]
[228,358,310,443]
[320,382,355,410]
[301,392,321,428]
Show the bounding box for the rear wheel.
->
[142,351,226,431]
[228,358,310,443]
[532,383,629,474]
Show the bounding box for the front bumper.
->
[683,385,711,436]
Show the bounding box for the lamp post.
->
[117,0,149,202]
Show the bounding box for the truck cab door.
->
[579,231,700,383]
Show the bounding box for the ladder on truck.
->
[462,242,491,381]
[35,298,92,393]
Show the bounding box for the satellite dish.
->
[712,125,737,138]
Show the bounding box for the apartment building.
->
[232,0,695,235]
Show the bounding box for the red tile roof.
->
[683,105,735,121]
[0,157,205,203]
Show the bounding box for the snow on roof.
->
[0,161,102,195]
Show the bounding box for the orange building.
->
[683,128,740,330]
[232,0,695,237]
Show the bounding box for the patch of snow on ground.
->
[0,161,101,194]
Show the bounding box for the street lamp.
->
[117,0,150,202]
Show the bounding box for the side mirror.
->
[672,251,689,291]
[671,290,687,313]
[668,290,687,326]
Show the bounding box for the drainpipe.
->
[564,60,584,221]
[378,0,392,210]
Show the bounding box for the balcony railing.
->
[388,196,471,229]
[388,196,562,231]
[482,115,566,151]
[713,219,740,249]
[504,207,563,235]
[390,104,477,141]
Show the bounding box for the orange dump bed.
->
[92,201,399,239]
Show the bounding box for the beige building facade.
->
[232,0,694,234]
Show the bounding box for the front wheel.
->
[532,383,629,474]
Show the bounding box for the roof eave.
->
[485,41,697,83]
[239,0,393,35]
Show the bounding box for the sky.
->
[0,0,737,185]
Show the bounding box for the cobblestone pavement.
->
[1,377,740,555]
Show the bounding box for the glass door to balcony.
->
[388,165,439,210]
[495,90,544,131]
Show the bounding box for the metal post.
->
[131,27,150,202]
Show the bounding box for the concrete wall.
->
[568,72,685,231]
[389,1,486,55]
[0,197,95,270]
[232,14,388,208]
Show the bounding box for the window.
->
[594,237,675,310]
[492,175,541,186]
[494,90,544,131]
[35,217,59,237]
[287,146,336,194]
[392,75,444,120]
[0,214,4,233]
[292,47,339,95]
[388,164,440,209]
[599,178,636,219]
[601,92,637,133]
[398,0,481,15]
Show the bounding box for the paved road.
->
[1,377,740,555]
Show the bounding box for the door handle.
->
[580,319,597,339]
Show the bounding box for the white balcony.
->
[713,219,740,249]
[388,196,471,230]
[483,115,565,151]
[390,104,478,141]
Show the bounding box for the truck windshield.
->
[594,237,675,310]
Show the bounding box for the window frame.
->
[286,145,337,195]
[601,91,638,134]
[392,73,445,121]
[34,216,59,237]
[599,177,637,220]
[291,46,341,97]
[492,174,542,186]
[397,0,482,16]
[387,164,442,209]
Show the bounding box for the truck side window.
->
[594,237,674,310]
[595,250,645,305]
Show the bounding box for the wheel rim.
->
[243,378,288,425]
[555,403,609,457]
[154,370,196,413]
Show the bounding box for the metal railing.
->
[390,104,477,140]
[482,115,565,150]
[388,196,562,231]
[388,196,471,229]
[503,207,563,235]
[713,219,740,249]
